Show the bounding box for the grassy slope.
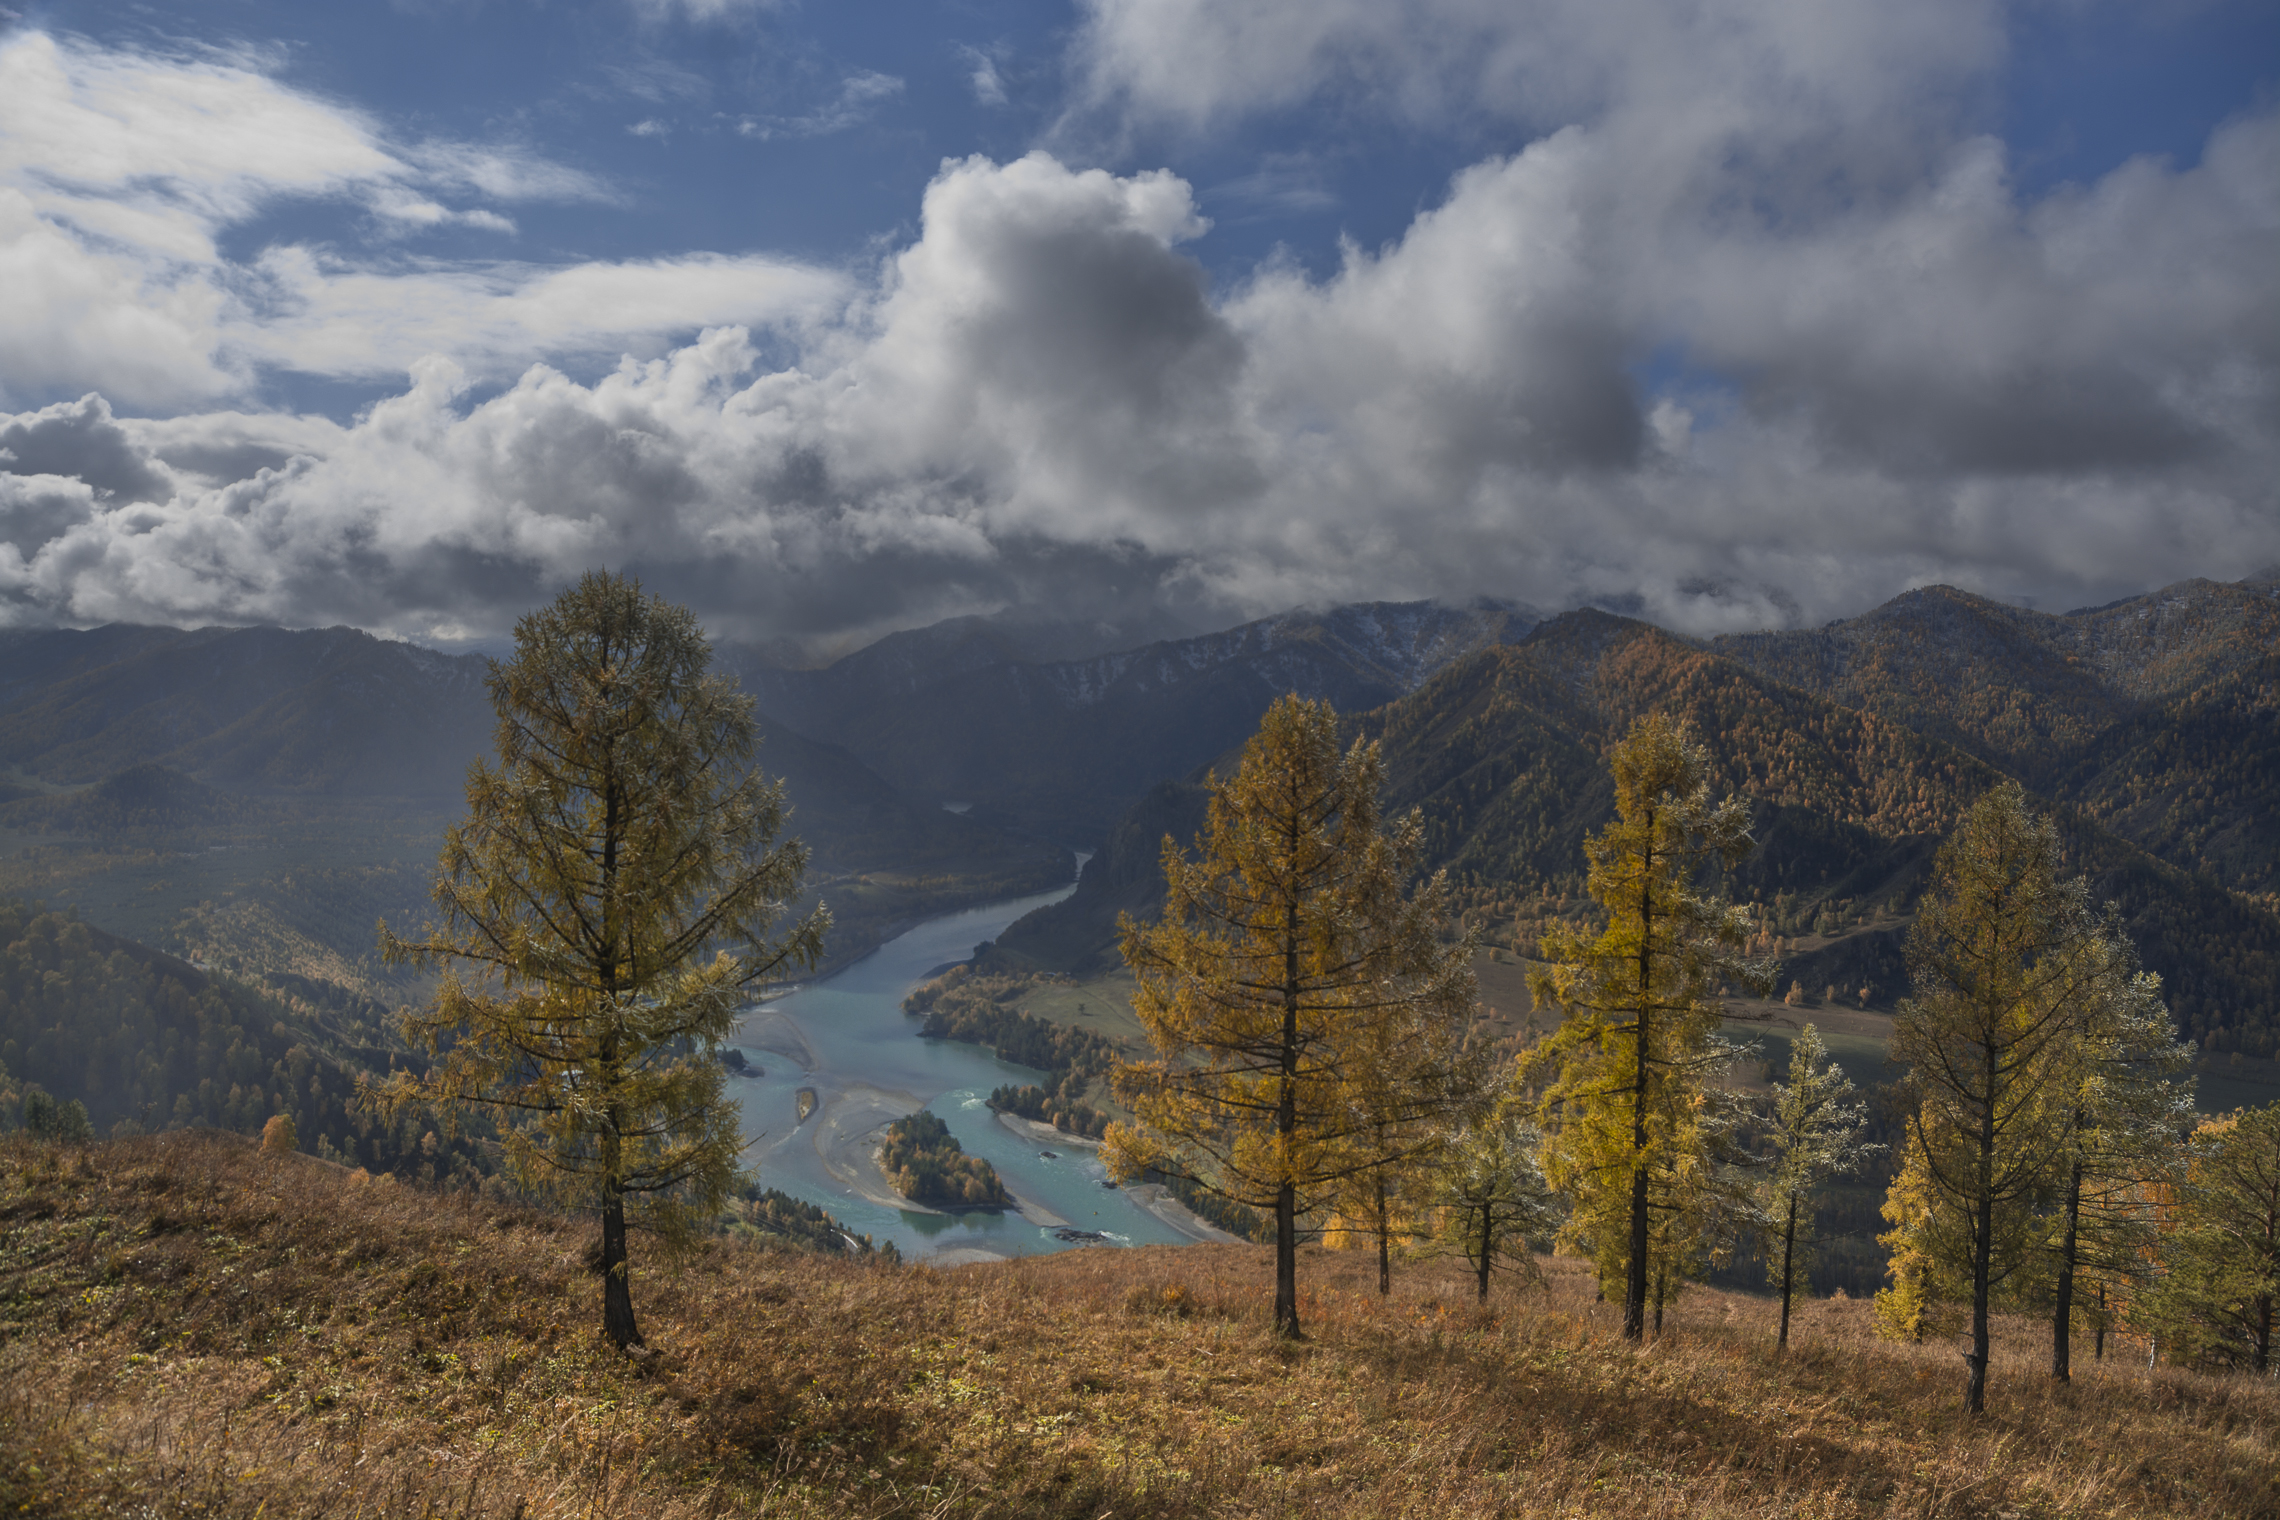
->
[10,1135,2270,1520]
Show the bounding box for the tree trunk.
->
[2094,1281,2106,1361]
[600,1179,641,1350]
[1778,1191,1798,1354]
[1625,823,1654,1343]
[2256,1294,2272,1376]
[1273,1182,1299,1339]
[1477,1204,1493,1302]
[2052,1157,2082,1381]
[1968,1048,1996,1415]
[1274,928,1302,1340]
[1376,1173,1392,1296]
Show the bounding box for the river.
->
[727,879,1203,1262]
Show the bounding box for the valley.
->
[3,570,2277,1286]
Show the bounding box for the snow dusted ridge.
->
[729,597,1541,731]
[1032,600,1541,711]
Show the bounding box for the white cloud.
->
[1070,0,1998,160]
[627,0,776,21]
[233,247,847,379]
[405,142,616,205]
[736,71,905,141]
[958,44,1010,108]
[0,29,803,406]
[5,129,2273,644]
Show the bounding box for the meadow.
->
[4,1131,2273,1519]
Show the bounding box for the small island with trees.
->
[877,1109,1012,1209]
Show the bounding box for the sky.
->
[0,0,2274,652]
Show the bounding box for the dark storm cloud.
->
[0,395,174,502]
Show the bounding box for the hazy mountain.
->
[730,599,1541,843]
[0,622,1070,986]
[0,624,492,798]
[729,607,1203,676]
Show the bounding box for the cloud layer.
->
[1,7,2274,647]
[0,31,842,409]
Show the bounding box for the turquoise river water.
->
[726,879,1199,1262]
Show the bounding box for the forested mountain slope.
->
[731,599,1538,842]
[1711,575,2280,896]
[998,604,2280,1055]
[0,899,474,1178]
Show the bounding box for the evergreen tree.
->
[2043,934,2191,1380]
[1107,694,1480,1339]
[374,572,826,1352]
[2133,1104,2280,1373]
[1888,782,2118,1414]
[1761,1025,1877,1354]
[1529,714,1773,1341]
[1435,1093,1559,1303]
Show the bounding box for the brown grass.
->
[3,1132,2274,1518]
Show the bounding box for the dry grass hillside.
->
[3,1133,2274,1519]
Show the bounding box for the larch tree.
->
[1761,1024,1877,1354]
[2133,1103,2280,1373]
[1106,694,1481,1340]
[373,571,827,1352]
[1528,713,1774,1342]
[1436,1092,1559,1303]
[2043,934,2191,1381]
[1888,782,2114,1414]
[1335,952,1496,1296]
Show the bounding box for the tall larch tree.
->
[373,572,827,1352]
[1106,694,1481,1340]
[1529,713,1774,1342]
[1888,782,2114,1414]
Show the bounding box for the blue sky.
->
[0,0,2274,647]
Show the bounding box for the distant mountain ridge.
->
[3,573,2271,1049]
[0,622,1072,985]
[728,598,1540,842]
[0,624,493,798]
[1711,576,2280,896]
[991,582,2280,1060]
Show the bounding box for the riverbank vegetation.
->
[5,1131,2274,1519]
[904,966,1119,1139]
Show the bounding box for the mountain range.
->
[986,576,2280,1065]
[726,598,1539,842]
[1,574,2273,1069]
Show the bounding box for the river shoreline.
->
[720,879,1224,1262]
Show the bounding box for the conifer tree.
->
[1335,956,1496,1295]
[1436,1093,1558,1302]
[1330,1110,1445,1296]
[2133,1103,2280,1372]
[1761,1025,1877,1354]
[1529,714,1773,1341]
[2043,936,2191,1380]
[1107,694,1480,1340]
[1888,782,2116,1414]
[375,572,826,1352]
